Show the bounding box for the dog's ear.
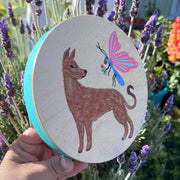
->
[70,49,75,59]
[63,48,70,62]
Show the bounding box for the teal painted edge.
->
[24,27,70,158]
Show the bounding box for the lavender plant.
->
[0,1,178,179]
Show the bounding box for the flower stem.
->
[0,54,6,72]
[142,35,153,64]
[8,114,21,135]
[151,111,166,134]
[15,28,20,53]
[52,0,58,23]
[132,161,142,177]
[149,46,157,68]
[128,16,134,38]
[12,97,26,125]
[29,3,40,38]
[9,57,20,83]
[22,34,26,59]
[43,0,49,26]
[0,130,10,147]
[37,15,42,36]
[138,44,145,57]
[124,172,131,180]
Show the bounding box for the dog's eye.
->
[70,65,74,68]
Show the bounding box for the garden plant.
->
[0,0,180,179]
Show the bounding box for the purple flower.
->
[154,24,164,47]
[3,73,16,103]
[140,10,158,45]
[86,0,95,15]
[145,110,150,120]
[114,0,127,30]
[26,0,33,3]
[163,95,174,113]
[164,121,171,133]
[127,152,138,173]
[25,23,32,39]
[129,0,140,17]
[7,2,16,26]
[107,11,115,21]
[0,93,11,116]
[117,152,125,164]
[31,23,36,33]
[0,19,13,58]
[139,145,150,163]
[96,0,107,17]
[21,73,25,104]
[19,17,25,34]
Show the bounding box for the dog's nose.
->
[84,70,87,74]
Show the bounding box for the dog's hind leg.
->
[127,118,134,138]
[85,121,92,151]
[113,108,129,140]
[76,121,85,153]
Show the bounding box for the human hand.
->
[0,127,88,180]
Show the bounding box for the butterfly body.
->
[105,56,125,86]
[97,31,138,86]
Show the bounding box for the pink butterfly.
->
[97,31,138,86]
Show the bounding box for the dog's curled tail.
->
[125,85,137,109]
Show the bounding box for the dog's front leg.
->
[85,121,92,151]
[76,121,85,153]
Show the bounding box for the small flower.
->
[86,0,95,15]
[164,121,171,133]
[34,0,43,7]
[0,19,13,58]
[139,10,158,46]
[7,2,17,26]
[106,11,115,21]
[139,145,150,163]
[0,93,11,116]
[129,0,140,17]
[145,110,150,120]
[154,24,164,47]
[117,152,125,165]
[35,8,42,16]
[167,17,180,63]
[26,0,33,3]
[65,7,71,17]
[163,95,174,113]
[31,23,36,33]
[96,0,107,17]
[127,152,138,173]
[3,73,16,104]
[19,17,25,34]
[21,72,25,104]
[25,23,32,39]
[114,0,127,30]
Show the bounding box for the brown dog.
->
[62,48,137,153]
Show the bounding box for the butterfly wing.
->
[109,31,138,73]
[109,31,121,60]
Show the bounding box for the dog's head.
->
[63,48,87,80]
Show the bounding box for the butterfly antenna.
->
[96,42,108,56]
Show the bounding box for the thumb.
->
[44,155,74,179]
[25,155,74,180]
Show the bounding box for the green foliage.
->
[0,1,180,180]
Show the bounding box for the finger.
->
[65,160,88,178]
[18,127,44,145]
[23,155,87,180]
[22,155,73,180]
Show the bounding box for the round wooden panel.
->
[24,15,147,163]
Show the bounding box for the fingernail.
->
[60,155,73,171]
